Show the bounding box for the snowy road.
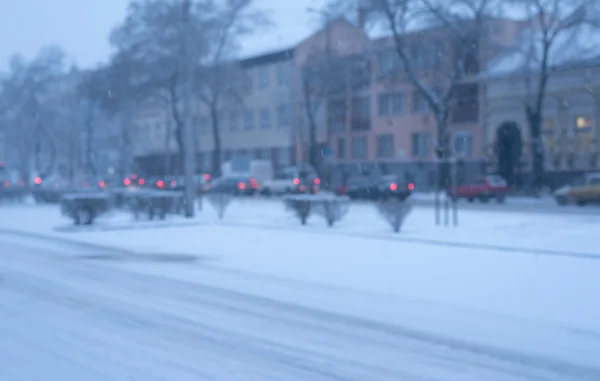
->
[1,234,598,381]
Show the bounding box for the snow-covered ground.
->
[1,200,599,380]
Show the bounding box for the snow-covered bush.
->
[206,192,233,219]
[315,197,350,227]
[283,195,312,225]
[376,199,412,233]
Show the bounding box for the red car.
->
[446,175,509,203]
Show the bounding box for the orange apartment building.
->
[130,15,526,187]
[290,16,526,188]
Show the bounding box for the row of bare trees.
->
[0,0,265,184]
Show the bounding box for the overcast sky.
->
[0,0,327,70]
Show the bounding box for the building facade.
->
[131,15,527,186]
[292,17,525,187]
[482,5,600,189]
[195,49,296,172]
[483,64,600,188]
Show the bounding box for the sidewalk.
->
[0,199,597,257]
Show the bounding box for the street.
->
[1,233,599,381]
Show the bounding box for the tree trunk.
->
[85,103,96,176]
[210,104,222,177]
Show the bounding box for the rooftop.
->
[483,3,600,79]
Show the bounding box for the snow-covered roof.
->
[236,0,330,59]
[235,0,387,60]
[483,4,600,79]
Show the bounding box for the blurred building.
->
[130,13,526,187]
[482,4,600,189]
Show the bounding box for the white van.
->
[221,156,273,186]
[261,165,319,195]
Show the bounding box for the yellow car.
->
[553,172,600,206]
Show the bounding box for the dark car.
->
[294,169,320,194]
[210,176,259,196]
[377,175,414,201]
[346,176,380,200]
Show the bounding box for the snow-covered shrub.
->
[376,199,412,233]
[283,195,312,225]
[315,197,350,227]
[206,192,233,219]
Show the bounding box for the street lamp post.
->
[181,0,196,218]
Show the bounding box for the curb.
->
[0,227,136,254]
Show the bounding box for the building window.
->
[259,148,271,159]
[193,115,208,134]
[277,104,290,127]
[377,134,394,158]
[378,92,404,116]
[259,67,269,89]
[351,96,371,131]
[337,138,346,159]
[411,132,431,157]
[242,71,253,93]
[351,136,368,159]
[378,49,402,76]
[244,109,255,130]
[328,98,346,132]
[542,119,558,155]
[276,64,288,86]
[452,84,478,123]
[259,108,271,129]
[453,131,472,157]
[412,91,429,112]
[575,116,593,152]
[228,112,240,131]
[279,147,290,166]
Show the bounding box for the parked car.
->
[345,176,381,200]
[261,165,319,195]
[342,175,413,201]
[553,172,600,206]
[446,175,509,203]
[377,175,414,201]
[211,176,259,196]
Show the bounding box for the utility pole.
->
[307,7,333,189]
[181,0,196,217]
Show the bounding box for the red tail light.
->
[34,177,42,185]
[238,182,246,190]
[98,180,106,188]
[203,173,211,181]
[293,178,300,185]
[314,178,320,185]
[408,183,415,191]
[170,180,177,187]
[249,178,258,188]
[124,178,131,186]
[131,173,138,180]
[156,180,164,188]
[389,183,398,191]
[138,178,145,185]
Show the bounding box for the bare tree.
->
[499,0,597,192]
[0,47,67,183]
[331,0,499,223]
[299,50,366,184]
[192,0,268,177]
[108,0,216,173]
